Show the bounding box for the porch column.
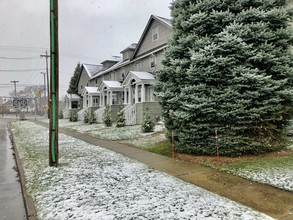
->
[141,83,145,102]
[124,88,127,104]
[135,83,138,103]
[89,95,92,107]
[83,95,86,108]
[107,90,110,106]
[99,94,102,107]
[110,91,113,106]
[128,86,131,105]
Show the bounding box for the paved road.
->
[0,118,26,220]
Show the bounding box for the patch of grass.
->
[222,155,293,171]
[147,140,172,157]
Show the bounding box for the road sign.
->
[13,98,28,108]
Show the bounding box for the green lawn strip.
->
[221,155,293,172]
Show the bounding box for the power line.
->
[0,56,40,60]
[0,68,46,72]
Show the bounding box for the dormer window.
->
[152,26,159,42]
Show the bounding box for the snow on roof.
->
[120,43,138,53]
[65,94,81,100]
[85,86,100,94]
[154,15,172,27]
[91,59,129,79]
[103,81,122,88]
[83,64,103,77]
[130,71,155,80]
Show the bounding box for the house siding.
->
[135,20,172,58]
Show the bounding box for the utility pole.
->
[49,0,59,167]
[40,51,50,105]
[40,72,47,115]
[11,81,19,120]
[11,81,19,97]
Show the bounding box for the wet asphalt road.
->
[0,118,26,220]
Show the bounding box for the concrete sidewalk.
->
[30,121,293,219]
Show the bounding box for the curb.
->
[8,125,37,220]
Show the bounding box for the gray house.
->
[64,15,173,124]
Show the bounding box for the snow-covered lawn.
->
[12,121,273,220]
[222,157,293,192]
[40,119,293,192]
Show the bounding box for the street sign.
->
[13,98,28,108]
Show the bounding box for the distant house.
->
[64,15,173,124]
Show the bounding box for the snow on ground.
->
[42,119,293,191]
[224,168,293,192]
[12,121,273,220]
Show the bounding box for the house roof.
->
[83,64,103,77]
[130,71,155,80]
[90,15,171,82]
[100,56,121,64]
[91,59,129,79]
[65,93,81,100]
[120,43,138,53]
[83,86,100,95]
[123,71,156,86]
[102,81,123,89]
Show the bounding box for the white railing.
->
[77,108,87,121]
[63,109,70,119]
[124,104,136,125]
[95,106,106,123]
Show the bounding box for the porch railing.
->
[95,106,106,123]
[124,104,136,125]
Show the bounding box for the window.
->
[150,54,156,68]
[152,26,159,42]
[135,62,141,70]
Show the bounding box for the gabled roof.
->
[131,15,172,60]
[90,15,172,81]
[83,64,103,78]
[91,59,129,79]
[100,81,123,90]
[82,86,100,95]
[65,93,81,100]
[123,71,155,86]
[130,71,155,80]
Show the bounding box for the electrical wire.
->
[0,56,40,60]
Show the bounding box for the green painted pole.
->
[49,0,59,167]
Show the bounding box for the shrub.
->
[116,107,126,127]
[103,105,112,127]
[141,108,155,133]
[83,110,90,124]
[69,110,78,122]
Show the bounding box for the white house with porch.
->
[63,94,82,118]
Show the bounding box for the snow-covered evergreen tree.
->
[156,0,293,156]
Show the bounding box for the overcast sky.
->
[0,0,172,98]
